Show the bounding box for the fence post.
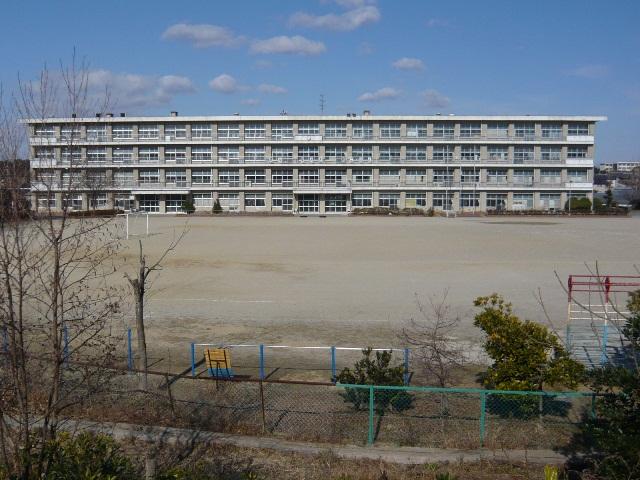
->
[403,348,410,385]
[259,344,265,380]
[127,328,133,371]
[331,346,336,382]
[479,392,487,447]
[367,385,375,445]
[600,321,609,366]
[190,342,196,377]
[63,325,69,367]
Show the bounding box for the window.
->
[514,146,534,163]
[433,168,454,184]
[218,169,240,186]
[87,147,107,163]
[380,123,401,138]
[298,145,319,162]
[192,169,212,184]
[406,168,426,184]
[61,147,82,163]
[567,169,588,182]
[460,122,481,138]
[61,172,83,188]
[461,192,479,208]
[325,123,347,138]
[138,195,160,213]
[139,147,159,163]
[87,125,107,141]
[379,146,401,162]
[165,124,187,140]
[352,123,373,139]
[139,169,159,184]
[432,193,453,210]
[272,146,293,162]
[486,193,507,211]
[191,124,212,138]
[352,146,372,161]
[513,169,534,185]
[433,145,453,162]
[139,124,159,139]
[114,170,133,187]
[60,125,82,140]
[433,123,454,138]
[406,192,426,207]
[217,123,240,139]
[487,169,508,184]
[297,194,319,213]
[62,194,83,211]
[513,193,534,210]
[461,168,479,184]
[89,193,108,209]
[299,169,319,184]
[35,125,55,137]
[193,193,213,207]
[325,194,347,212]
[568,146,588,158]
[379,192,400,208]
[568,123,589,136]
[218,193,240,210]
[540,193,562,210]
[298,123,319,135]
[166,195,185,213]
[165,147,187,163]
[541,146,561,161]
[540,168,561,184]
[379,168,400,185]
[108,147,130,164]
[35,171,57,187]
[245,193,266,208]
[272,194,293,211]
[325,169,346,185]
[271,123,293,139]
[406,123,427,138]
[487,122,509,138]
[352,169,371,184]
[112,125,132,139]
[218,146,240,162]
[245,169,266,184]
[352,192,372,207]
[515,123,535,139]
[245,146,265,162]
[192,146,212,162]
[37,194,57,209]
[487,146,508,161]
[461,145,480,161]
[245,123,266,139]
[541,123,562,139]
[165,169,187,185]
[271,169,293,186]
[325,146,346,161]
[114,194,134,211]
[406,146,427,161]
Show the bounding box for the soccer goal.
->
[117,212,150,239]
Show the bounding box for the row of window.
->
[35,145,590,162]
[33,122,591,140]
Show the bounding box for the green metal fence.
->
[336,383,595,447]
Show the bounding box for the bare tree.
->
[0,52,125,478]
[400,290,466,388]
[126,230,186,389]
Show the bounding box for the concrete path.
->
[62,418,568,466]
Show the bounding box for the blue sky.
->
[1,0,639,162]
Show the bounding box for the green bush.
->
[212,198,223,214]
[182,199,196,214]
[565,197,592,211]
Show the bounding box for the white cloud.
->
[357,87,401,102]
[241,98,261,106]
[162,23,244,48]
[422,89,450,108]
[289,5,380,31]
[566,64,610,79]
[251,36,326,55]
[258,83,288,94]
[426,18,449,28]
[392,57,425,71]
[208,74,243,94]
[87,70,195,109]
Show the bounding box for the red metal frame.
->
[568,275,640,302]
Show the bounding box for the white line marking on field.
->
[169,298,282,304]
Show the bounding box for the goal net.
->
[118,212,150,239]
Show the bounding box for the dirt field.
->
[115,214,640,372]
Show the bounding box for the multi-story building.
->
[600,161,640,173]
[27,112,605,214]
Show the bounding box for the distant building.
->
[600,161,640,173]
[26,113,605,214]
